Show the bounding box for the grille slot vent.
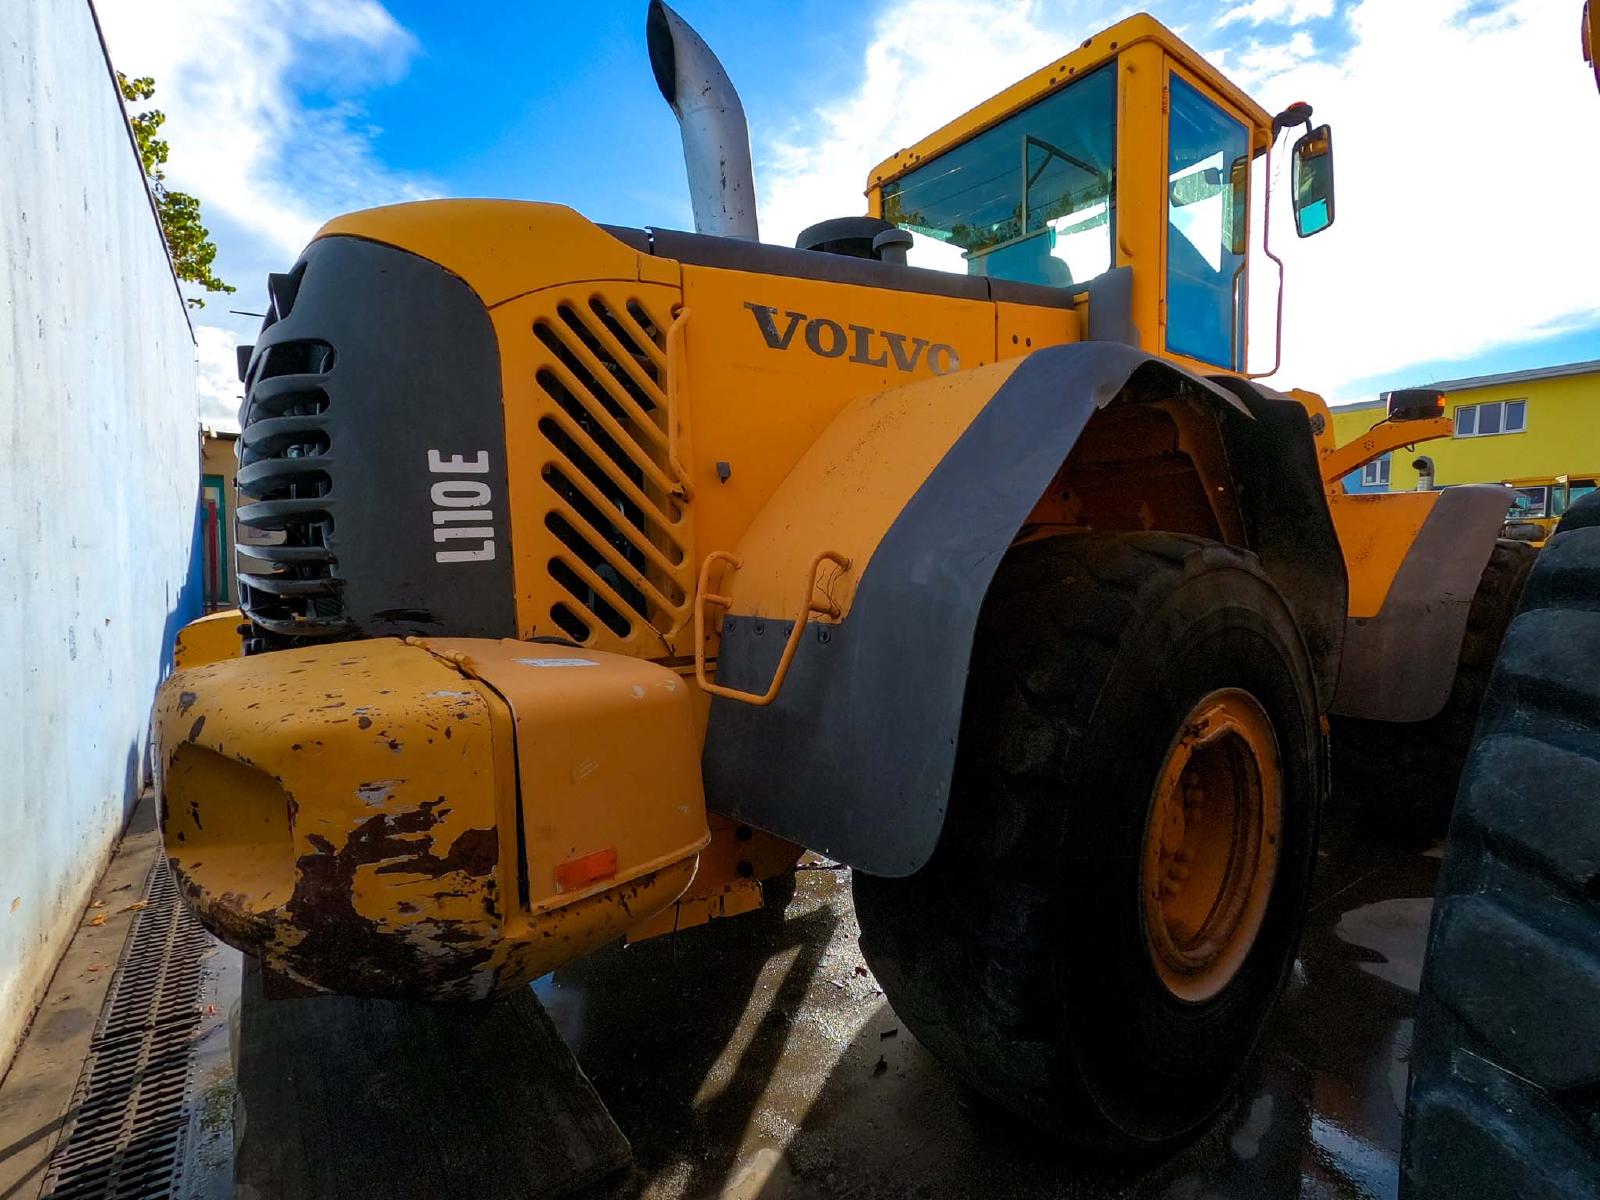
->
[235,339,349,648]
[533,296,691,644]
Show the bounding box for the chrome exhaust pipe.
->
[646,0,759,241]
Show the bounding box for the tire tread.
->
[1403,494,1600,1199]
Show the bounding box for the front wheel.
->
[853,532,1324,1150]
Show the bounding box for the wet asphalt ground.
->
[538,804,1438,1200]
[0,797,1438,1200]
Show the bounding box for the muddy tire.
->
[1329,538,1537,837]
[852,532,1324,1150]
[1402,497,1600,1200]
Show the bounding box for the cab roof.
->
[865,13,1274,194]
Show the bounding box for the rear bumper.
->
[153,636,707,999]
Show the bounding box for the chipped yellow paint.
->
[172,609,245,670]
[153,637,702,1000]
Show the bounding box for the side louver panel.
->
[530,295,694,648]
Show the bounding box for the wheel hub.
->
[1141,688,1282,1004]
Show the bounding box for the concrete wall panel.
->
[0,0,198,1069]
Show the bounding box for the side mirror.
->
[1291,124,1335,237]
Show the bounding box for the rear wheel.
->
[1330,538,1537,837]
[853,532,1324,1149]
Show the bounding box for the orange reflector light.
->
[556,847,619,892]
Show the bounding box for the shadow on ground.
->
[538,803,1437,1200]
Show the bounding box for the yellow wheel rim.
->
[1140,688,1282,1004]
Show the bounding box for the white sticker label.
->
[513,657,600,668]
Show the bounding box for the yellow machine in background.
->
[153,3,1522,1148]
[1501,472,1599,546]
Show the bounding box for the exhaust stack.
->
[647,0,759,241]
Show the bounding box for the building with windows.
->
[1330,360,1600,523]
[200,427,239,611]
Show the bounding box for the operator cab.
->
[865,14,1334,378]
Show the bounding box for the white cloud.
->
[1216,29,1320,82]
[96,0,429,257]
[757,0,1599,402]
[758,1,1118,249]
[1218,0,1336,28]
[194,325,245,428]
[95,0,435,428]
[1235,0,1600,399]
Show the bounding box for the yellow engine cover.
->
[152,637,708,1000]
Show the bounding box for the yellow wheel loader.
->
[154,4,1521,1150]
[1500,472,1599,547]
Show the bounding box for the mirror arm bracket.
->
[1244,132,1286,381]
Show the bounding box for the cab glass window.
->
[1560,481,1597,514]
[1166,74,1249,368]
[882,66,1116,288]
[1508,486,1550,519]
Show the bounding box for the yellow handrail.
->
[664,306,694,500]
[694,549,851,707]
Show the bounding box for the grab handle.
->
[694,549,850,706]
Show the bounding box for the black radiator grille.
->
[235,337,349,649]
[227,235,519,650]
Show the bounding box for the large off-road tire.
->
[853,532,1325,1150]
[1330,538,1537,836]
[1402,495,1600,1199]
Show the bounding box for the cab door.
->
[1160,60,1254,375]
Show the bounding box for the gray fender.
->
[1330,484,1511,723]
[702,343,1335,877]
[1207,377,1348,713]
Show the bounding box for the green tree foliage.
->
[117,72,234,308]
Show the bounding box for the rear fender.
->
[1329,484,1511,722]
[702,343,1265,877]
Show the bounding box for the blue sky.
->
[96,0,1600,425]
[365,2,878,229]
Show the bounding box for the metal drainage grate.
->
[41,861,214,1200]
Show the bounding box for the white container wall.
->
[0,0,199,1069]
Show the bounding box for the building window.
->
[1454,398,1527,437]
[1361,455,1391,487]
